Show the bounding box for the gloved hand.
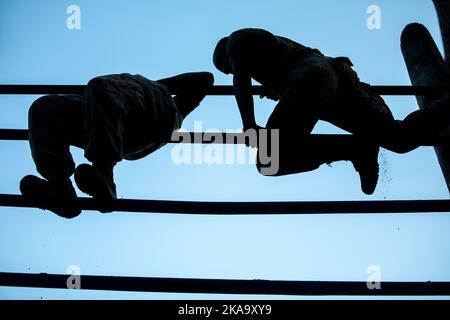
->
[242,124,264,148]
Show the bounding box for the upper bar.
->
[1,129,449,146]
[1,85,450,95]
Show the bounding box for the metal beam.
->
[401,22,450,192]
[433,0,450,68]
[0,129,449,147]
[1,194,450,214]
[0,84,450,96]
[0,272,449,296]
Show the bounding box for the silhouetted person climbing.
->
[213,28,450,194]
[20,72,214,218]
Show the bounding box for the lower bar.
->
[0,194,450,214]
[0,272,449,296]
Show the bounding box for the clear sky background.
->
[0,0,449,299]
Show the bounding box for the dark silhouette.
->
[213,28,450,194]
[20,72,214,218]
[401,0,450,192]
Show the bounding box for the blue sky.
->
[0,0,449,299]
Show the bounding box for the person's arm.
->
[156,72,213,94]
[157,72,214,118]
[231,57,259,131]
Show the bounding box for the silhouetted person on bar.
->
[213,28,450,194]
[20,72,214,218]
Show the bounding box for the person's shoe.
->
[351,145,380,195]
[74,164,116,213]
[19,175,81,219]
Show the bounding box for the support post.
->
[401,21,450,192]
[433,0,450,68]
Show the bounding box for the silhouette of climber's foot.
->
[19,175,81,219]
[74,164,116,213]
[351,145,379,195]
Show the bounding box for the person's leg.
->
[262,113,379,195]
[259,57,380,194]
[391,94,450,152]
[21,94,85,218]
[83,76,128,167]
[324,56,450,154]
[260,56,344,175]
[158,72,214,118]
[28,94,85,179]
[325,79,450,154]
[75,76,126,204]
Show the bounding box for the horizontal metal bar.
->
[0,129,28,140]
[0,85,450,96]
[0,129,449,146]
[368,85,450,95]
[1,194,450,214]
[0,272,449,295]
[0,85,84,95]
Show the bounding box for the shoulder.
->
[229,28,275,43]
[227,28,276,57]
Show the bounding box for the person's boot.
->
[19,175,81,219]
[74,163,116,213]
[351,144,380,195]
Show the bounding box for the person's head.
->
[213,36,231,74]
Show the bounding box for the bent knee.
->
[256,162,281,176]
[256,157,322,177]
[256,163,315,177]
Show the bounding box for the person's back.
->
[100,73,183,161]
[225,28,323,94]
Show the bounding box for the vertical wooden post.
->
[433,0,450,68]
[401,21,450,192]
[401,23,450,192]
